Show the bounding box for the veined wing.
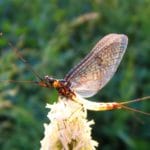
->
[64,34,128,98]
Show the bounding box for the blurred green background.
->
[0,0,150,149]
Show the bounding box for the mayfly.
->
[3,34,150,115]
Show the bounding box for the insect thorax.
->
[44,76,75,99]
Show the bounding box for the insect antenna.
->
[0,79,38,84]
[8,42,43,82]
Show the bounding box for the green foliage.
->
[0,0,150,149]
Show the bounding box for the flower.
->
[40,96,98,150]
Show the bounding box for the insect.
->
[3,34,150,115]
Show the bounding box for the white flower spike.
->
[40,96,98,150]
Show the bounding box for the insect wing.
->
[65,34,128,98]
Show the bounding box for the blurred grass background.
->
[0,0,150,149]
